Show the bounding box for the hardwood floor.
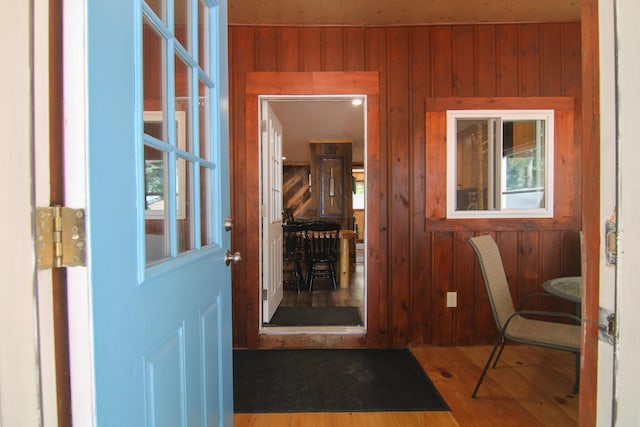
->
[234,345,578,427]
[264,263,366,327]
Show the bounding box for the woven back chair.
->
[468,234,581,397]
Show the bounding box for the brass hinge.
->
[607,313,617,337]
[606,218,617,265]
[36,206,86,269]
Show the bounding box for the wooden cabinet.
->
[309,139,353,230]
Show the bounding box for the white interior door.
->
[261,100,284,323]
[64,1,234,425]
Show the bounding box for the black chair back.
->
[282,223,306,292]
[305,222,340,290]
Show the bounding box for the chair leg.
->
[572,352,580,394]
[329,262,337,290]
[294,261,302,293]
[472,333,505,398]
[306,262,313,291]
[492,338,507,368]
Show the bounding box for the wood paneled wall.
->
[283,166,312,219]
[229,23,582,348]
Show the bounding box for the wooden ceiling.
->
[228,0,580,26]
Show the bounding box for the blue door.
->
[85,0,233,425]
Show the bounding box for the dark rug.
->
[233,348,449,413]
[268,306,362,326]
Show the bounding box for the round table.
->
[542,276,582,304]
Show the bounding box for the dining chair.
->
[467,234,581,397]
[305,222,340,291]
[282,223,306,292]
[282,208,295,224]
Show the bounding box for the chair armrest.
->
[500,309,581,334]
[516,309,581,324]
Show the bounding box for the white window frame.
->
[446,109,554,219]
[143,110,187,219]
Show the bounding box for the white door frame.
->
[258,94,368,334]
[63,0,96,425]
[610,0,640,424]
[596,0,616,424]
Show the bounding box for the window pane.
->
[143,18,166,141]
[200,166,212,246]
[174,53,193,153]
[502,120,546,209]
[198,79,210,160]
[174,0,189,50]
[145,0,166,24]
[447,109,553,218]
[197,0,209,73]
[177,156,194,253]
[455,119,490,210]
[144,145,169,263]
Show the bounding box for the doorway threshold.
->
[259,325,366,335]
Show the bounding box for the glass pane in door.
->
[144,145,169,263]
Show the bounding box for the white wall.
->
[0,2,43,426]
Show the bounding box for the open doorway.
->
[259,95,367,332]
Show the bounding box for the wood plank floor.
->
[234,345,578,427]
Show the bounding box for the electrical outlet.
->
[446,291,457,308]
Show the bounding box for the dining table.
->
[542,276,582,304]
[542,275,582,319]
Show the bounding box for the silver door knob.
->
[224,250,242,266]
[224,217,233,231]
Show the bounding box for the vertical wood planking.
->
[518,231,541,309]
[300,28,322,71]
[540,24,563,95]
[563,230,581,276]
[424,110,446,219]
[453,231,476,345]
[321,27,344,71]
[540,230,568,313]
[452,26,474,96]
[229,27,254,346]
[254,27,278,71]
[474,26,497,96]
[432,232,455,346]
[518,24,541,96]
[495,25,519,96]
[554,111,579,220]
[431,26,454,97]
[410,26,431,344]
[343,27,365,71]
[562,23,582,97]
[387,27,411,346]
[228,23,583,349]
[364,27,388,345]
[278,27,300,71]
